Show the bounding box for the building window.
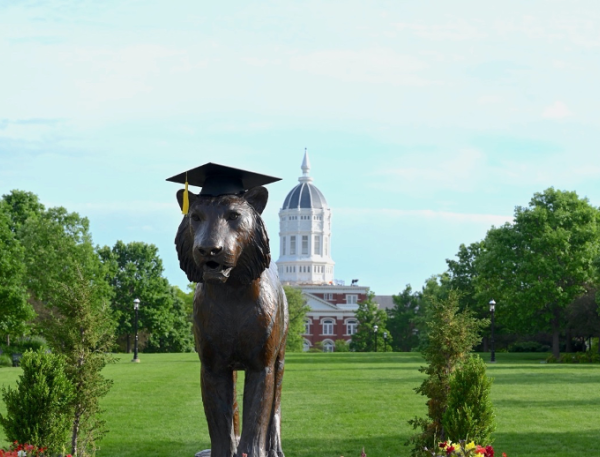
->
[322,319,334,335]
[324,293,333,301]
[302,236,308,255]
[346,320,358,335]
[282,236,286,255]
[314,236,321,255]
[303,339,311,352]
[346,294,358,304]
[325,237,328,256]
[323,339,334,353]
[290,236,296,255]
[304,319,312,335]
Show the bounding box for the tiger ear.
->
[244,186,268,215]
[176,189,197,211]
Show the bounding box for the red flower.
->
[484,445,494,457]
[446,446,455,455]
[502,453,507,457]
[439,442,447,449]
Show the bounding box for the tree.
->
[349,292,390,352]
[0,201,33,345]
[144,285,194,353]
[98,241,185,353]
[407,291,488,456]
[476,188,600,358]
[387,285,422,352]
[1,190,45,235]
[283,286,310,352]
[42,268,116,457]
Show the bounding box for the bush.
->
[508,341,550,353]
[15,336,48,352]
[0,354,11,368]
[547,352,600,364]
[0,349,75,454]
[335,339,350,352]
[442,355,495,445]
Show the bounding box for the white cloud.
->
[375,148,486,193]
[393,21,485,41]
[477,95,502,105]
[337,207,513,226]
[289,48,435,86]
[542,101,573,119]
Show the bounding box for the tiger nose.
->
[198,245,223,256]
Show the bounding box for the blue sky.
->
[2,1,600,295]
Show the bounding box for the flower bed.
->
[0,442,71,457]
[426,440,506,457]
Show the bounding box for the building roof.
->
[281,149,329,210]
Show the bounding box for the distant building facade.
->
[276,151,369,351]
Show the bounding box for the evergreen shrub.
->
[0,349,75,454]
[442,355,495,445]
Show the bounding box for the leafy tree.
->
[387,285,422,352]
[349,292,390,352]
[407,291,488,456]
[411,274,452,350]
[283,286,310,352]
[98,241,185,353]
[566,289,600,352]
[20,205,105,305]
[0,201,33,346]
[0,349,75,454]
[42,268,116,457]
[476,188,600,358]
[144,285,194,353]
[1,190,45,235]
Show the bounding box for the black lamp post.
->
[383,331,388,352]
[373,324,379,352]
[132,298,140,363]
[489,299,496,363]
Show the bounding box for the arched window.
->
[346,319,358,335]
[304,319,312,335]
[322,339,334,353]
[303,339,311,352]
[322,319,334,335]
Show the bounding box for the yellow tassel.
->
[182,174,190,215]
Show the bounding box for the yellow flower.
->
[465,441,476,451]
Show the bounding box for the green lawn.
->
[0,352,598,457]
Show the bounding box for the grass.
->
[0,352,599,456]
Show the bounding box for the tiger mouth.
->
[203,261,233,280]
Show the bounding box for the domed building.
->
[277,151,371,352]
[276,151,335,285]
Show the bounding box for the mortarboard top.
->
[166,162,281,196]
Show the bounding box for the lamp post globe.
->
[373,324,379,352]
[132,298,141,363]
[489,299,496,363]
[383,331,388,352]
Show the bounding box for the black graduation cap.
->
[166,162,281,214]
[167,162,281,196]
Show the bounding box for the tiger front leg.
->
[237,366,277,457]
[201,365,238,457]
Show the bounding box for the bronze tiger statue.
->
[174,181,288,457]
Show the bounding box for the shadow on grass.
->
[492,371,600,385]
[96,429,600,457]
